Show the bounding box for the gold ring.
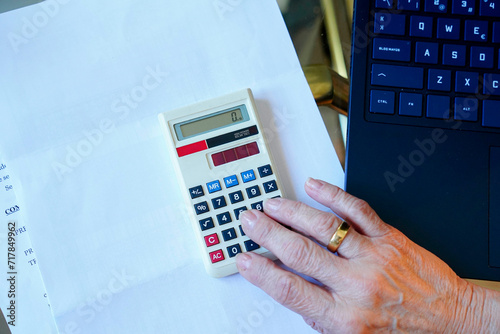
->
[327,221,351,253]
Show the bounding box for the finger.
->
[263,197,370,259]
[304,178,391,238]
[239,209,346,285]
[236,251,335,329]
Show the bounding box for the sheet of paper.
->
[0,1,344,333]
[0,159,58,333]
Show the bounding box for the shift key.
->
[371,64,424,89]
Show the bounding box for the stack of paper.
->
[0,1,344,333]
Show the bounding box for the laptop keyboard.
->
[367,0,500,132]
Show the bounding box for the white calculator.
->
[158,89,284,277]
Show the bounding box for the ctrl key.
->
[370,90,395,114]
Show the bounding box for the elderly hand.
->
[235,178,500,333]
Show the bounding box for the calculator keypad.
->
[189,164,280,264]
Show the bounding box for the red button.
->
[235,144,249,159]
[204,233,220,247]
[212,152,226,166]
[176,140,208,157]
[246,142,260,156]
[209,249,225,263]
[223,149,237,163]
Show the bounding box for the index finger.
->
[304,178,391,238]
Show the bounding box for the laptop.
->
[0,0,43,14]
[346,0,500,281]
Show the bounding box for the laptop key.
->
[427,95,451,119]
[373,38,411,62]
[483,100,500,128]
[455,97,478,121]
[399,93,423,117]
[479,0,500,17]
[455,71,479,93]
[370,90,395,114]
[371,64,424,89]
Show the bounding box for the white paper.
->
[0,159,58,333]
[0,1,344,333]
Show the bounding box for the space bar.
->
[371,64,424,89]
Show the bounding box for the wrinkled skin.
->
[236,178,500,333]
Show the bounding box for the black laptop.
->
[346,0,500,280]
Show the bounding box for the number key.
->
[229,190,244,204]
[246,185,261,198]
[234,206,248,220]
[216,212,232,225]
[226,244,242,258]
[222,228,237,241]
[211,196,227,209]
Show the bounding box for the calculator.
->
[158,89,284,277]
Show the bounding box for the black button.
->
[251,201,264,211]
[194,201,209,215]
[188,185,204,199]
[239,225,245,236]
[211,196,227,209]
[226,244,242,258]
[234,206,247,220]
[216,212,232,225]
[244,239,260,252]
[246,185,261,199]
[228,190,244,204]
[263,180,278,193]
[258,164,273,178]
[199,217,214,231]
[222,228,237,241]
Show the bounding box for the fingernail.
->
[306,177,323,190]
[240,210,257,230]
[264,197,281,212]
[236,253,252,271]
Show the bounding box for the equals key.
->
[371,64,424,89]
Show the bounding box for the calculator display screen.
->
[175,105,249,140]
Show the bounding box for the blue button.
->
[241,170,256,183]
[470,47,494,69]
[452,0,475,15]
[410,16,433,38]
[374,13,406,36]
[442,44,466,66]
[428,69,451,92]
[425,0,447,13]
[465,20,488,42]
[206,180,221,193]
[415,42,438,64]
[427,95,451,119]
[454,98,478,122]
[224,175,239,188]
[373,38,411,62]
[437,18,460,39]
[370,90,395,114]
[399,93,422,117]
[455,71,479,94]
[483,100,500,128]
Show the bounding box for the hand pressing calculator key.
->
[158,89,284,277]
